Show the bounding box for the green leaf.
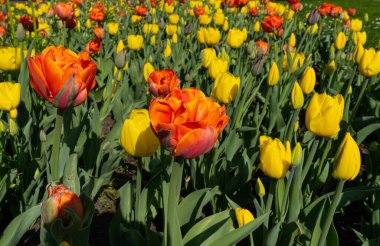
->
[356,123,380,145]
[0,205,40,245]
[265,223,282,246]
[225,130,244,161]
[207,212,270,246]
[0,169,17,202]
[309,200,327,246]
[326,224,339,246]
[63,154,80,195]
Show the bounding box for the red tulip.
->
[148,69,180,97]
[54,2,74,21]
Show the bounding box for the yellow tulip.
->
[350,19,362,32]
[165,24,177,36]
[283,52,305,73]
[169,14,180,24]
[289,33,296,47]
[267,62,279,86]
[143,63,155,82]
[116,40,125,53]
[255,178,265,197]
[107,22,119,35]
[359,48,380,77]
[291,142,303,166]
[0,47,21,71]
[213,9,225,26]
[332,133,361,181]
[226,28,247,49]
[325,60,336,75]
[300,66,316,94]
[291,81,304,109]
[164,40,172,58]
[222,18,229,32]
[208,58,228,79]
[172,33,178,44]
[131,15,142,24]
[212,73,240,104]
[127,35,144,51]
[165,3,174,13]
[305,93,344,138]
[235,208,254,228]
[200,48,217,68]
[334,32,346,50]
[143,24,159,35]
[199,14,212,25]
[254,21,261,32]
[150,35,156,45]
[120,109,160,157]
[353,44,365,64]
[259,136,291,179]
[352,31,367,46]
[86,19,92,29]
[197,27,220,46]
[0,82,21,118]
[307,23,318,34]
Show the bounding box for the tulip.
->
[359,48,380,77]
[0,120,5,133]
[149,88,229,159]
[208,58,228,79]
[255,178,265,197]
[120,109,160,157]
[27,46,97,109]
[212,73,240,104]
[267,62,279,86]
[308,8,320,25]
[107,22,119,35]
[197,27,220,46]
[235,208,254,227]
[115,50,127,69]
[307,23,318,34]
[353,44,364,64]
[16,23,26,41]
[226,28,248,49]
[143,23,159,35]
[291,142,303,166]
[283,52,305,73]
[89,6,106,22]
[165,24,177,36]
[261,15,284,33]
[169,14,180,24]
[54,2,74,20]
[332,133,361,180]
[352,31,367,46]
[289,33,296,47]
[291,81,304,109]
[143,63,155,82]
[259,136,291,179]
[0,82,21,118]
[148,69,179,97]
[350,19,362,32]
[305,93,344,138]
[0,47,21,71]
[325,60,336,75]
[253,21,261,32]
[200,48,217,68]
[164,40,172,58]
[334,32,346,50]
[222,18,229,32]
[300,66,316,94]
[199,15,212,25]
[93,26,104,39]
[150,35,156,45]
[9,118,18,136]
[127,35,144,51]
[213,9,225,25]
[131,15,142,24]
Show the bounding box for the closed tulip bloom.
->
[353,44,365,64]
[289,33,296,47]
[222,18,229,32]
[54,2,74,21]
[359,48,380,77]
[255,178,265,197]
[283,52,305,73]
[143,24,159,35]
[352,31,367,46]
[127,35,144,51]
[259,136,291,179]
[169,14,180,24]
[305,93,344,138]
[107,22,119,35]
[307,23,318,34]
[350,19,362,32]
[208,58,228,79]
[213,9,225,25]
[165,24,177,36]
[291,81,304,109]
[334,32,346,50]
[149,88,229,159]
[93,26,104,39]
[120,109,160,157]
[0,82,21,118]
[235,208,254,227]
[300,66,316,94]
[200,48,217,68]
[27,46,97,109]
[212,73,240,103]
[267,62,279,86]
[291,142,303,166]
[254,21,261,32]
[199,14,212,25]
[0,47,21,71]
[143,63,155,82]
[131,15,142,24]
[164,41,172,58]
[148,69,179,97]
[116,40,125,53]
[227,28,248,48]
[197,27,220,45]
[325,60,336,75]
[332,133,361,181]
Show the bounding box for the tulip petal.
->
[44,56,64,97]
[27,57,49,99]
[80,63,97,91]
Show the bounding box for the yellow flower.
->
[120,109,160,157]
[300,66,316,94]
[307,23,318,34]
[212,72,240,104]
[172,33,178,43]
[143,63,155,82]
[165,3,175,13]
[164,40,172,58]
[9,118,18,136]
[291,142,303,166]
[0,47,21,71]
[283,52,305,73]
[353,44,365,64]
[86,19,92,29]
[166,24,177,36]
[131,15,142,24]
[222,18,229,32]
[169,14,180,24]
[107,22,119,35]
[0,82,21,118]
[291,81,304,109]
[254,21,261,32]
[116,40,125,53]
[334,32,346,50]
[350,19,362,32]
[289,33,296,47]
[324,60,336,75]
[226,28,247,49]
[332,133,361,181]
[143,24,159,35]
[208,58,228,79]
[352,31,367,46]
[200,48,217,68]
[305,93,344,138]
[197,27,220,46]
[127,35,144,51]
[0,120,5,133]
[235,208,254,228]
[255,178,265,197]
[38,22,50,34]
[213,9,225,26]
[259,136,291,179]
[267,62,279,86]
[199,14,212,25]
[150,35,156,45]
[359,48,380,77]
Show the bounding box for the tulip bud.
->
[267,62,279,86]
[222,18,229,32]
[300,67,316,94]
[289,33,296,47]
[308,8,320,25]
[115,50,127,69]
[0,120,5,133]
[164,40,172,58]
[251,56,264,75]
[116,40,125,54]
[150,35,156,46]
[247,40,257,59]
[16,23,26,41]
[291,81,304,109]
[235,208,254,228]
[364,13,369,22]
[332,133,361,180]
[294,120,299,132]
[9,118,18,135]
[220,48,230,63]
[172,33,178,43]
[334,32,346,50]
[291,142,303,166]
[324,60,335,75]
[255,178,265,197]
[212,72,240,103]
[253,21,260,32]
[184,22,193,36]
[329,44,335,60]
[200,48,217,68]
[143,62,155,82]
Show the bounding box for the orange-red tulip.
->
[89,7,106,22]
[148,69,180,98]
[149,88,229,159]
[93,26,104,39]
[261,15,284,33]
[54,2,74,21]
[27,46,96,109]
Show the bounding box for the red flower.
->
[249,7,259,16]
[330,6,343,18]
[135,6,148,16]
[195,7,206,17]
[93,26,104,39]
[148,69,180,97]
[85,38,102,54]
[66,16,77,29]
[256,39,269,55]
[318,2,334,16]
[89,7,106,22]
[0,26,6,38]
[291,2,302,12]
[19,15,38,32]
[54,2,74,20]
[347,8,356,16]
[261,15,283,33]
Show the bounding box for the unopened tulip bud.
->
[364,13,369,22]
[294,120,299,132]
[143,62,155,82]
[325,60,336,75]
[251,56,264,75]
[115,50,127,69]
[0,120,5,133]
[292,142,303,166]
[329,44,335,60]
[308,8,320,25]
[255,178,265,197]
[16,23,26,41]
[254,21,260,32]
[247,41,257,59]
[220,48,230,63]
[184,22,193,36]
[9,118,18,135]
[291,81,304,109]
[267,62,279,86]
[235,208,254,227]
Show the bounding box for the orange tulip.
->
[261,15,284,33]
[27,46,97,109]
[148,69,180,98]
[149,88,229,159]
[89,7,106,22]
[54,2,74,21]
[93,26,104,39]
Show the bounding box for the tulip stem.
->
[285,109,300,142]
[350,76,371,124]
[317,180,345,246]
[61,21,66,47]
[280,167,295,222]
[51,109,64,182]
[263,179,276,238]
[316,139,332,178]
[135,158,142,226]
[301,138,320,184]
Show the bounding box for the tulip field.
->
[1,0,380,245]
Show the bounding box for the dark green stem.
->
[280,167,295,222]
[51,109,64,182]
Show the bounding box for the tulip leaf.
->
[0,169,17,203]
[225,129,244,161]
[309,199,327,246]
[63,153,80,196]
[356,123,380,145]
[207,212,270,246]
[0,205,40,245]
[264,223,282,246]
